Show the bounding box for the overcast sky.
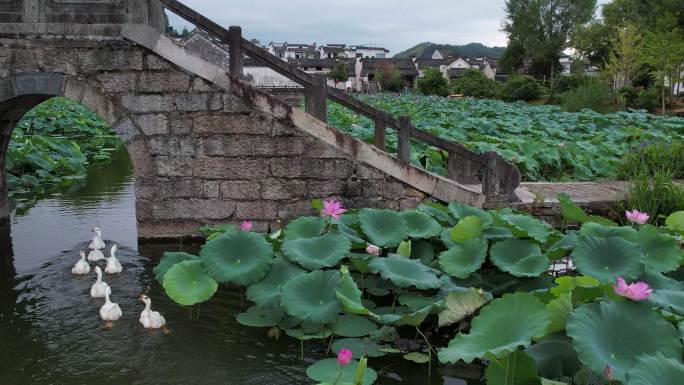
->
[169,0,612,55]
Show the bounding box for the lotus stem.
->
[326,330,336,357]
[332,368,344,385]
[197,303,200,320]
[300,338,304,360]
[415,327,433,375]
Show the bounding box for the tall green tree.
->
[502,0,597,93]
[328,63,349,87]
[602,24,644,92]
[641,26,684,113]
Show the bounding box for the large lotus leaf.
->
[246,256,306,308]
[400,210,442,239]
[438,289,487,328]
[154,252,199,285]
[637,225,683,273]
[163,260,218,306]
[490,239,549,278]
[557,193,616,227]
[368,254,442,290]
[438,293,550,364]
[649,290,684,316]
[332,337,386,358]
[526,338,580,379]
[450,216,484,243]
[570,235,645,282]
[359,208,408,247]
[448,201,493,225]
[336,266,370,315]
[236,306,285,327]
[625,353,684,385]
[485,350,541,385]
[546,293,572,334]
[395,303,438,327]
[566,300,682,382]
[546,232,578,260]
[283,216,326,241]
[282,231,351,270]
[411,240,435,266]
[281,270,340,324]
[306,358,377,385]
[285,325,333,340]
[398,294,439,312]
[369,325,399,342]
[580,222,638,241]
[483,226,514,241]
[500,213,553,243]
[441,228,457,248]
[439,237,488,279]
[418,202,455,225]
[334,314,378,337]
[638,270,684,291]
[665,211,684,234]
[200,231,273,285]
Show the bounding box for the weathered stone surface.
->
[252,137,305,156]
[154,156,194,177]
[175,93,223,111]
[277,201,316,219]
[203,181,221,198]
[145,53,173,70]
[133,114,169,136]
[96,72,137,93]
[168,115,193,134]
[155,178,203,198]
[148,135,197,156]
[270,158,352,179]
[309,180,362,198]
[193,157,270,179]
[235,201,279,220]
[152,199,235,220]
[203,135,252,157]
[79,49,143,72]
[192,112,256,135]
[138,71,191,92]
[220,180,261,199]
[121,94,174,113]
[191,77,217,92]
[262,179,306,200]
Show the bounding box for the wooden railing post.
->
[483,151,500,200]
[374,119,386,151]
[228,26,243,77]
[305,73,328,123]
[397,116,411,164]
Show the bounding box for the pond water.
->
[1,147,481,385]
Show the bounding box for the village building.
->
[319,44,347,59]
[346,45,390,59]
[267,42,318,59]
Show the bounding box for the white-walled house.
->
[320,44,347,59]
[416,56,497,80]
[345,45,390,59]
[268,42,317,60]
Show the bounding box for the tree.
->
[602,24,644,92]
[451,68,500,99]
[374,64,406,92]
[502,0,597,94]
[417,68,449,96]
[328,63,349,87]
[572,20,614,67]
[641,26,684,114]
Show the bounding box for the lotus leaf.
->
[441,229,457,248]
[580,222,638,241]
[649,290,684,316]
[490,239,549,277]
[417,202,455,225]
[236,306,285,327]
[448,201,492,225]
[485,350,541,385]
[482,226,514,241]
[285,326,333,340]
[438,293,550,364]
[398,294,439,312]
[282,231,351,270]
[368,254,442,290]
[625,353,684,385]
[154,252,199,285]
[546,232,578,260]
[200,231,273,285]
[283,216,326,241]
[526,338,580,379]
[450,216,484,243]
[558,193,616,227]
[411,240,435,266]
[396,241,411,257]
[566,300,682,381]
[570,235,645,282]
[336,266,370,315]
[665,211,684,234]
[438,289,486,328]
[334,314,378,338]
[359,208,408,247]
[637,225,683,273]
[332,337,386,358]
[395,303,438,327]
[400,210,442,239]
[162,260,218,306]
[546,293,572,334]
[439,237,488,279]
[306,358,377,385]
[500,213,553,243]
[246,256,306,308]
[369,325,399,342]
[281,270,341,324]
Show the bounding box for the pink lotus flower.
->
[240,220,253,232]
[366,244,381,256]
[613,277,653,301]
[337,348,353,366]
[604,365,614,381]
[321,199,347,220]
[625,209,649,225]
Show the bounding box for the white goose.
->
[88,227,106,250]
[87,248,105,262]
[139,295,169,333]
[105,244,123,274]
[100,286,122,327]
[90,266,109,298]
[71,251,91,275]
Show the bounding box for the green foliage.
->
[7,97,120,197]
[417,67,449,97]
[625,169,684,226]
[328,62,349,84]
[619,142,684,181]
[501,76,542,102]
[156,196,684,385]
[450,68,500,99]
[374,64,405,92]
[559,79,615,113]
[327,92,684,182]
[394,42,506,59]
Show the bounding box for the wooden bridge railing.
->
[158,0,520,201]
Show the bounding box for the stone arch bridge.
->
[0,0,522,239]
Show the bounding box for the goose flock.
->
[71,227,168,333]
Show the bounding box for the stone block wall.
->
[0,36,428,238]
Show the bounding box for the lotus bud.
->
[366,244,381,256]
[337,348,353,366]
[625,209,649,225]
[240,220,253,232]
[604,364,614,381]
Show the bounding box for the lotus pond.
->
[327,93,684,182]
[156,197,684,385]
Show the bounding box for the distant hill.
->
[394,42,506,59]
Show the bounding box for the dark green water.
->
[1,147,481,385]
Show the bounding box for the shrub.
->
[450,68,500,99]
[501,75,541,101]
[559,79,615,113]
[374,64,406,92]
[636,88,659,111]
[417,67,449,97]
[556,74,590,93]
[327,63,348,86]
[618,142,684,180]
[625,169,684,225]
[619,85,639,107]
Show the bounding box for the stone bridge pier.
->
[0,0,485,239]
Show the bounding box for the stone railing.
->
[158,0,521,202]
